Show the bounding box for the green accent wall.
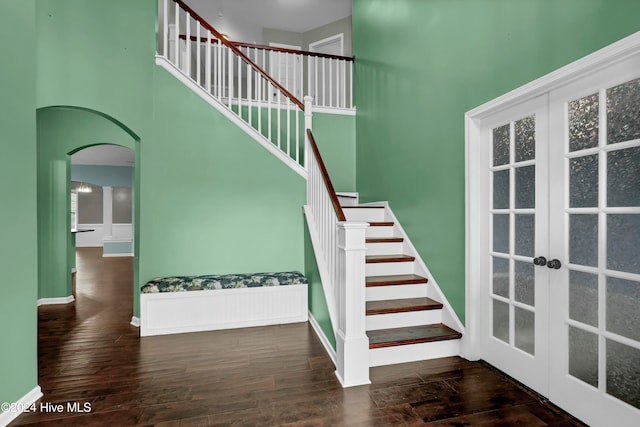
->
[304,221,336,349]
[0,0,38,407]
[143,66,306,280]
[35,0,307,320]
[352,0,640,323]
[313,113,356,192]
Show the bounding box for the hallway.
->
[11,248,584,426]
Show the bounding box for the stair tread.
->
[368,221,394,226]
[366,237,404,243]
[366,297,443,315]
[367,324,461,349]
[366,274,428,287]
[366,254,415,263]
[343,205,385,209]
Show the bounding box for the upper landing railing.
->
[158,0,306,173]
[160,1,354,112]
[232,42,354,111]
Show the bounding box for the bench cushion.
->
[141,271,307,293]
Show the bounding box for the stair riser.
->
[366,284,427,301]
[369,339,461,367]
[365,242,404,256]
[366,310,442,331]
[343,208,386,222]
[366,262,414,277]
[365,226,395,239]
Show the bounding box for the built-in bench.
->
[140,272,308,336]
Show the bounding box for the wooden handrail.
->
[307,129,346,222]
[178,35,354,62]
[173,0,304,110]
[234,41,354,62]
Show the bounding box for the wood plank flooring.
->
[10,248,585,426]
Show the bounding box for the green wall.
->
[143,67,306,279]
[0,0,38,407]
[352,0,640,323]
[304,221,336,349]
[313,113,356,192]
[36,0,307,319]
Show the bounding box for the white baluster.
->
[173,2,179,66]
[277,89,281,150]
[196,21,201,85]
[314,57,318,107]
[185,13,191,77]
[162,0,168,57]
[237,54,242,117]
[205,30,211,93]
[286,99,291,158]
[227,45,233,109]
[248,61,252,125]
[268,82,272,142]
[329,57,333,107]
[349,61,353,109]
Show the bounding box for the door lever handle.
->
[533,256,547,266]
[547,259,562,269]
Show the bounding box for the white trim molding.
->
[0,386,43,426]
[103,253,134,258]
[130,316,140,327]
[37,296,75,306]
[308,312,337,366]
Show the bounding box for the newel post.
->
[336,222,371,387]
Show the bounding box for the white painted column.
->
[335,221,370,387]
[102,186,113,241]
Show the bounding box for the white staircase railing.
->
[158,0,305,172]
[304,97,369,387]
[158,2,367,386]
[235,42,354,110]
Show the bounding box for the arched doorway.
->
[36,106,140,324]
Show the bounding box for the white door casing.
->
[466,32,640,427]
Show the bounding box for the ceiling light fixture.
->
[77,182,93,193]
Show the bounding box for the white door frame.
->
[465,31,640,425]
[309,33,344,56]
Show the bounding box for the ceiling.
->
[71,145,134,166]
[184,0,352,43]
[184,0,352,33]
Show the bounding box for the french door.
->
[477,55,640,426]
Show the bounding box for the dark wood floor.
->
[11,248,585,426]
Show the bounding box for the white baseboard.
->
[0,386,42,426]
[102,253,134,258]
[308,312,337,366]
[37,296,74,306]
[130,316,140,327]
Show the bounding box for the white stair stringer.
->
[380,201,466,336]
[155,55,307,179]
